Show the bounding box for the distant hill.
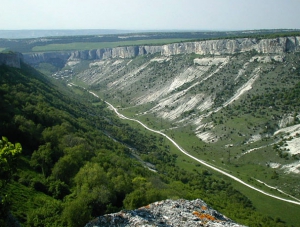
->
[0,29,135,39]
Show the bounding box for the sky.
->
[1,0,300,31]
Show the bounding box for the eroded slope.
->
[60,48,300,198]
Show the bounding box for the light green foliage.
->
[0,137,22,162]
[0,137,22,185]
[75,162,108,189]
[0,137,22,225]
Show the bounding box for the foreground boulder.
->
[85,199,246,227]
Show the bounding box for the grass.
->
[165,130,300,225]
[230,179,300,226]
[5,181,60,223]
[31,38,190,52]
[169,137,300,226]
[105,106,300,225]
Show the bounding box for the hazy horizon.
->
[1,28,298,39]
[1,0,300,31]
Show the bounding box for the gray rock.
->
[0,52,23,68]
[85,199,246,227]
[23,36,300,68]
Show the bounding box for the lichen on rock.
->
[85,199,246,227]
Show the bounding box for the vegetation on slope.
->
[66,49,300,225]
[0,61,294,227]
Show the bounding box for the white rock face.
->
[161,37,300,56]
[278,114,297,128]
[250,55,284,63]
[23,36,300,66]
[281,161,300,174]
[194,57,227,66]
[274,123,300,155]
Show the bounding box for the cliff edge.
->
[85,199,246,227]
[23,36,300,68]
[0,52,23,68]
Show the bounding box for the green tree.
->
[62,197,91,227]
[51,154,80,184]
[0,136,22,186]
[74,162,113,215]
[74,162,108,189]
[123,189,146,209]
[0,137,22,225]
[31,142,52,177]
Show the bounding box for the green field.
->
[31,38,190,52]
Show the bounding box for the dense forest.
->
[0,62,291,226]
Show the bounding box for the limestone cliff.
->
[161,36,300,55]
[0,52,23,68]
[68,45,162,60]
[23,36,300,67]
[23,52,71,67]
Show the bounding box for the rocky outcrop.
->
[23,52,71,67]
[68,45,162,60]
[85,199,246,227]
[23,46,162,66]
[161,36,300,56]
[23,36,300,67]
[0,52,23,68]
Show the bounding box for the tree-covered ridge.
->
[0,63,289,226]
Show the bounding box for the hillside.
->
[0,55,293,226]
[1,32,300,226]
[60,36,300,200]
[25,34,300,225]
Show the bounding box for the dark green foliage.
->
[249,82,300,113]
[27,198,63,227]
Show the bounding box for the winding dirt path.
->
[105,101,300,206]
[68,83,300,205]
